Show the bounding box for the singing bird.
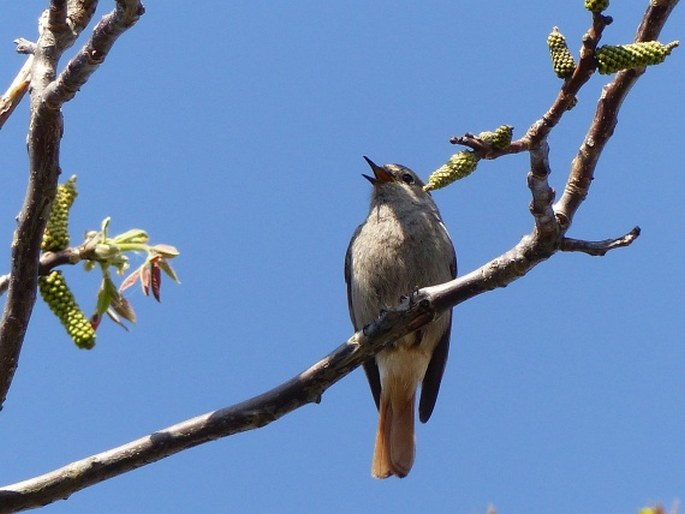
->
[345,157,456,479]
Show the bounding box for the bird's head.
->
[362,156,433,209]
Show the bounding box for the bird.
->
[345,156,456,479]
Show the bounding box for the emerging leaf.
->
[151,244,180,257]
[151,261,162,302]
[112,228,149,245]
[119,268,142,293]
[158,258,180,283]
[95,277,114,316]
[106,308,130,332]
[141,265,151,296]
[110,292,137,323]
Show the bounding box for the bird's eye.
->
[401,173,415,185]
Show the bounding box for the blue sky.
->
[1,1,683,513]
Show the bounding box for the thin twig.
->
[560,226,641,256]
[554,1,678,227]
[0,57,33,129]
[0,240,102,296]
[510,15,613,241]
[450,13,612,161]
[447,14,611,243]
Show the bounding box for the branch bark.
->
[0,0,144,411]
[0,215,642,512]
[0,238,111,297]
[560,227,641,256]
[0,3,71,413]
[0,1,678,511]
[0,224,620,512]
[555,0,680,225]
[0,56,32,130]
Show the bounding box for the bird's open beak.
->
[362,156,394,185]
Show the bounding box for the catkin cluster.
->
[547,27,577,79]
[424,125,513,192]
[42,176,78,252]
[584,0,609,12]
[424,151,479,192]
[478,125,513,150]
[596,41,679,74]
[38,270,96,349]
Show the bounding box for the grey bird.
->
[345,157,457,479]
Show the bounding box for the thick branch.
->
[0,0,677,510]
[0,1,144,410]
[0,225,558,512]
[0,203,643,511]
[0,6,68,412]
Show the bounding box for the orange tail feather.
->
[371,390,416,479]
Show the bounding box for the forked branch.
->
[0,0,678,511]
[0,0,144,410]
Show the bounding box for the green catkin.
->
[547,27,577,78]
[39,270,96,349]
[478,125,514,150]
[596,41,679,74]
[41,176,78,252]
[424,151,479,192]
[584,0,609,13]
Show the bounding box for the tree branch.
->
[0,225,583,512]
[0,2,98,129]
[527,140,559,240]
[0,239,108,297]
[560,226,641,256]
[0,56,32,129]
[450,13,612,162]
[44,0,145,108]
[0,4,70,412]
[554,0,679,227]
[0,179,651,512]
[0,1,677,510]
[0,0,144,411]
[0,203,643,511]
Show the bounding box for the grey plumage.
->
[345,157,456,478]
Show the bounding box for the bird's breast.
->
[348,205,453,327]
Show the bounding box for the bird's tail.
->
[371,388,416,479]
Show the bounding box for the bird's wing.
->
[345,224,382,411]
[343,224,362,329]
[418,316,451,423]
[419,232,457,423]
[363,360,382,411]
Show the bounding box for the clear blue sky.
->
[1,1,683,512]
